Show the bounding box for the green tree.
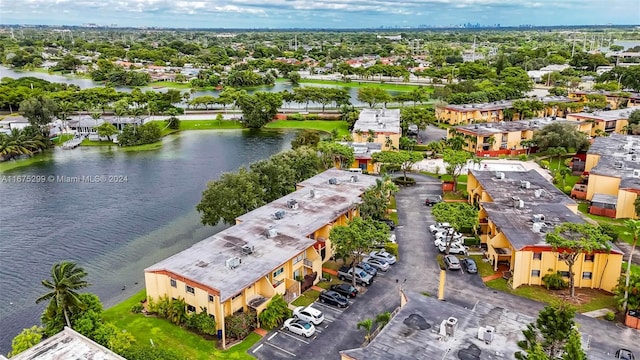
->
[614,272,640,312]
[185,307,217,336]
[197,169,265,226]
[96,122,118,142]
[36,261,90,329]
[165,116,181,130]
[375,311,391,329]
[622,220,640,312]
[431,203,479,234]
[287,71,301,85]
[8,326,43,357]
[357,318,374,344]
[499,67,533,93]
[562,329,587,360]
[532,122,590,152]
[250,157,297,203]
[629,109,640,126]
[357,87,391,108]
[547,147,567,172]
[330,217,389,286]
[372,150,423,180]
[359,176,399,221]
[258,294,292,329]
[237,92,282,128]
[317,141,354,169]
[291,130,320,149]
[442,149,471,191]
[545,223,612,297]
[515,304,577,360]
[19,95,58,133]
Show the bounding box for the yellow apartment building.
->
[436,96,578,125]
[467,169,622,291]
[144,169,377,347]
[581,134,640,219]
[448,118,592,155]
[569,90,640,110]
[339,142,382,173]
[566,108,634,136]
[351,108,401,150]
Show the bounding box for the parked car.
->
[293,305,324,325]
[369,250,397,265]
[330,283,358,298]
[373,232,396,248]
[319,290,349,308]
[429,222,451,234]
[356,262,378,277]
[616,349,635,360]
[407,124,419,136]
[364,258,390,272]
[434,230,463,241]
[434,238,463,248]
[425,194,443,206]
[444,255,461,270]
[461,258,478,274]
[283,318,316,338]
[438,243,469,255]
[379,219,396,230]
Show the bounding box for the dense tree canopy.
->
[532,123,590,153]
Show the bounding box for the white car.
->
[283,318,316,338]
[364,258,390,272]
[429,222,451,234]
[434,231,463,241]
[438,243,469,255]
[293,305,324,325]
[369,250,396,265]
[434,238,463,248]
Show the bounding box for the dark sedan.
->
[330,283,358,298]
[319,290,349,308]
[461,258,478,274]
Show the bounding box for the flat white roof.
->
[353,108,401,134]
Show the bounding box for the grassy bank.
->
[265,120,350,137]
[180,120,244,130]
[298,78,432,92]
[103,290,259,360]
[0,152,54,173]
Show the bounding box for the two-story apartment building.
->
[351,108,401,150]
[566,108,635,136]
[468,169,622,291]
[339,142,382,173]
[569,90,640,109]
[144,169,377,347]
[436,96,578,125]
[581,134,640,219]
[448,117,592,155]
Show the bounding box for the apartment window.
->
[273,267,284,278]
[531,270,541,277]
[559,271,570,278]
[208,294,215,302]
[582,272,593,280]
[294,254,304,264]
[186,285,195,294]
[231,293,242,301]
[170,279,177,288]
[187,305,196,313]
[584,254,594,262]
[533,252,542,260]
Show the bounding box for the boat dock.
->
[62,138,83,149]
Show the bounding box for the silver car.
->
[444,255,461,270]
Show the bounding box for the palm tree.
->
[623,220,640,312]
[375,312,391,329]
[36,261,90,328]
[357,318,374,344]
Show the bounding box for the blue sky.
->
[1,0,638,28]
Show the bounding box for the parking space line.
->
[322,318,334,323]
[268,332,278,341]
[277,330,310,344]
[265,342,297,357]
[312,302,346,313]
[252,344,263,353]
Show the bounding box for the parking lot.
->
[251,173,639,359]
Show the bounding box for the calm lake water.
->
[0,66,405,108]
[0,130,295,353]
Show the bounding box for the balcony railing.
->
[303,259,314,268]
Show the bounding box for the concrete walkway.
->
[582,308,615,318]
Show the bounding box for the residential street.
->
[250,174,639,359]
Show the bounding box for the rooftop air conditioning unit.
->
[273,210,286,220]
[328,177,338,185]
[241,245,254,255]
[532,214,545,223]
[633,169,640,178]
[495,172,505,180]
[444,317,458,336]
[614,161,624,169]
[287,199,298,209]
[309,189,315,198]
[532,222,546,233]
[225,257,242,270]
[474,124,479,129]
[350,175,359,183]
[512,196,524,209]
[534,189,542,198]
[520,180,531,189]
[265,227,278,238]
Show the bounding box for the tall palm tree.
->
[36,261,90,327]
[375,311,391,329]
[623,220,640,312]
[357,318,374,344]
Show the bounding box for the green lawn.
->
[149,81,194,89]
[622,261,640,275]
[180,120,244,130]
[81,139,114,146]
[51,134,75,145]
[298,78,433,92]
[485,279,617,313]
[103,290,259,360]
[469,255,495,277]
[265,120,350,137]
[0,152,54,173]
[290,290,320,307]
[577,203,634,244]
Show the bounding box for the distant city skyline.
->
[0,0,638,29]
